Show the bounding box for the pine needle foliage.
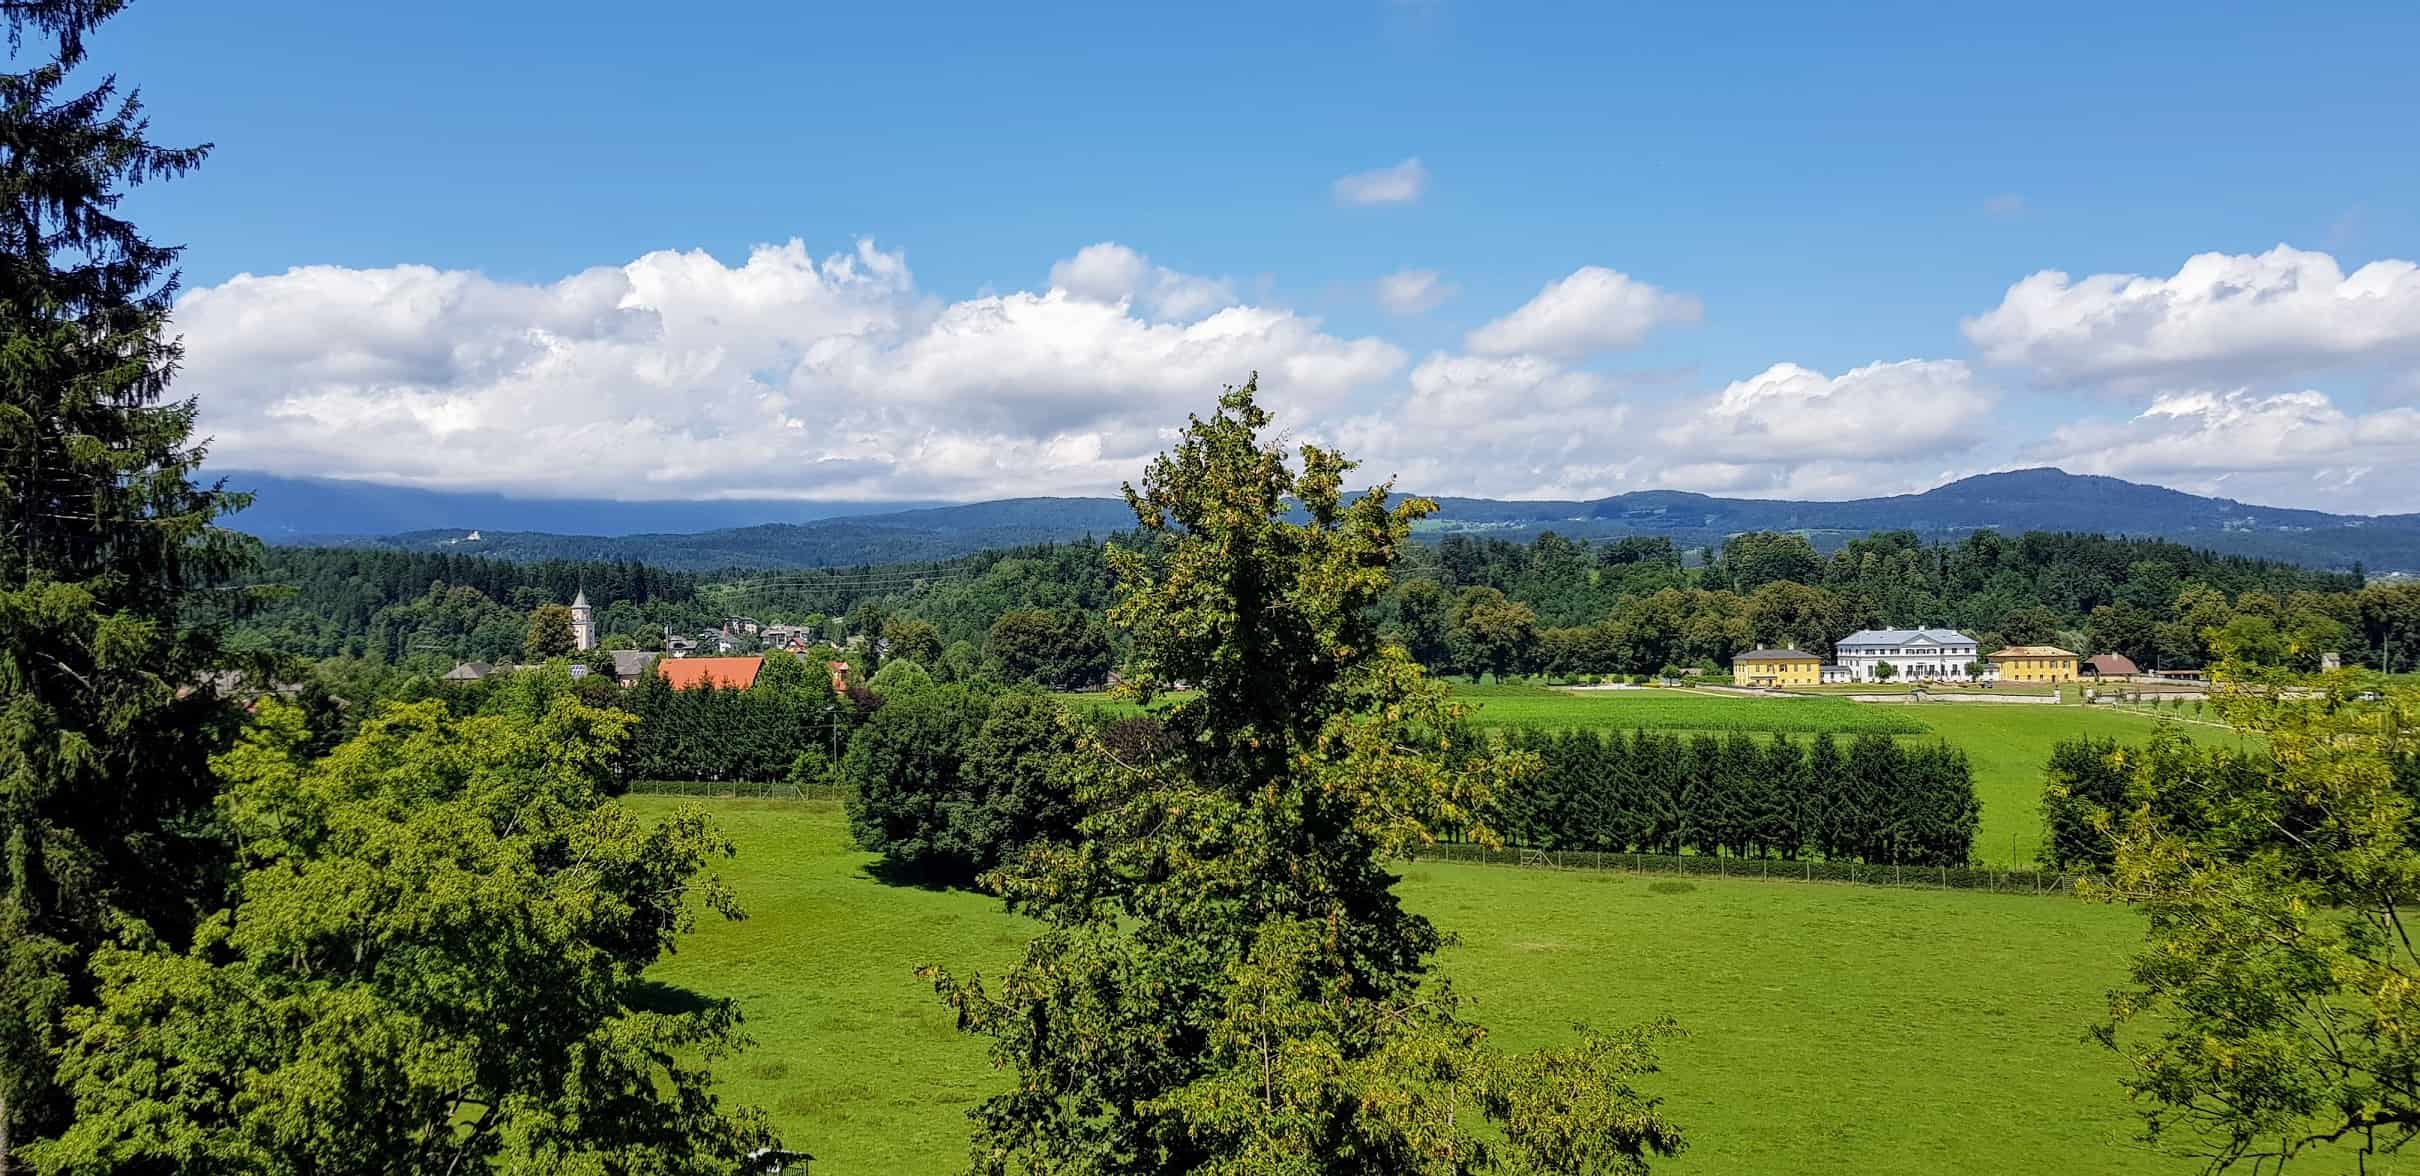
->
[922,378,1686,1175]
[0,1,256,1160]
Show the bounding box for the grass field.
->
[628,797,2188,1175]
[1429,684,2255,867]
[1451,683,1928,735]
[1925,704,2255,865]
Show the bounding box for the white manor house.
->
[1833,628,1982,682]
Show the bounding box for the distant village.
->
[442,589,862,692]
[439,594,2263,699]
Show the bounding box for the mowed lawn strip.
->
[628,797,2181,1175]
[1453,683,1926,735]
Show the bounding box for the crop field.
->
[628,797,2183,1176]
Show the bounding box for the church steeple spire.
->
[569,588,597,651]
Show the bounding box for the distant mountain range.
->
[218,468,2420,573]
[218,472,949,541]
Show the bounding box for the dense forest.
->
[1393,527,2400,675]
[233,523,2419,686]
[223,542,1117,666]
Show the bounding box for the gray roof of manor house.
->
[1837,628,1977,648]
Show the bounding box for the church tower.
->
[570,589,597,651]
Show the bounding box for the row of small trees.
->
[621,654,858,784]
[2032,730,2381,873]
[1478,728,1981,866]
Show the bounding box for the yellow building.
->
[1988,644,2078,683]
[1733,647,1822,687]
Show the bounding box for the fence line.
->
[625,779,846,802]
[1408,840,2089,897]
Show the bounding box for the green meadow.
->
[1449,682,1927,735]
[1437,684,2255,867]
[631,797,2190,1176]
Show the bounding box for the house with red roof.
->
[657,656,762,691]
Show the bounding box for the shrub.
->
[842,684,994,882]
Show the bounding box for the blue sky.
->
[85,0,2420,509]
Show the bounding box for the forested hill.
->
[230,468,2420,572]
[226,526,2411,681]
[364,499,1143,571]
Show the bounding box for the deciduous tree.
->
[1720,531,1821,593]
[1449,585,1539,682]
[882,616,945,669]
[983,606,1113,690]
[1389,577,1453,668]
[2090,685,2420,1171]
[842,683,993,882]
[24,697,778,1174]
[523,602,577,659]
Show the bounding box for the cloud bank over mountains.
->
[179,240,2420,512]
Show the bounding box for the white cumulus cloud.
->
[1332,157,1430,207]
[171,233,2420,517]
[1963,244,2420,386]
[2033,388,2420,509]
[1321,354,1640,499]
[1374,268,1454,315]
[1661,360,1993,461]
[1465,266,1701,360]
[179,238,1404,501]
[1046,242,1237,321]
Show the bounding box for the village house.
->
[659,656,763,691]
[610,649,654,686]
[1834,628,1982,682]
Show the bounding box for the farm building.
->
[1733,648,1821,687]
[1990,645,2078,683]
[2080,653,2138,678]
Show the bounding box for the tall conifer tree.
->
[924,379,1684,1175]
[0,1,248,1159]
